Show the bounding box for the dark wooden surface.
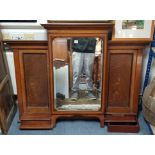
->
[47,20,113,23]
[41,22,114,30]
[23,53,49,107]
[108,122,140,133]
[108,53,133,107]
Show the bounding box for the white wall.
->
[0,21,47,40]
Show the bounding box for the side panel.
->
[107,49,138,114]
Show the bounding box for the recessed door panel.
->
[107,50,137,113]
[19,50,50,113]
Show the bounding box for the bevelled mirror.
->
[52,37,104,111]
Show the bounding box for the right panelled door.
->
[106,49,142,114]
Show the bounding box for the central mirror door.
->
[52,37,104,111]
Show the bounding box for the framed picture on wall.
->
[112,20,154,41]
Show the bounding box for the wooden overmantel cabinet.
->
[4,21,151,132]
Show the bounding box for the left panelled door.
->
[14,49,51,129]
[0,40,16,134]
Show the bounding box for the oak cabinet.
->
[11,42,51,129]
[5,22,151,132]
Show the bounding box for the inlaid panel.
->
[23,53,49,107]
[108,53,133,107]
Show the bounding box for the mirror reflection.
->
[53,37,103,111]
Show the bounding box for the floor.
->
[5,110,152,135]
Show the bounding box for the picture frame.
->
[112,20,154,41]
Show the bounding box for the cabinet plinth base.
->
[107,122,140,133]
[19,115,141,133]
[20,120,51,129]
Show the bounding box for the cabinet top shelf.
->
[41,21,114,30]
